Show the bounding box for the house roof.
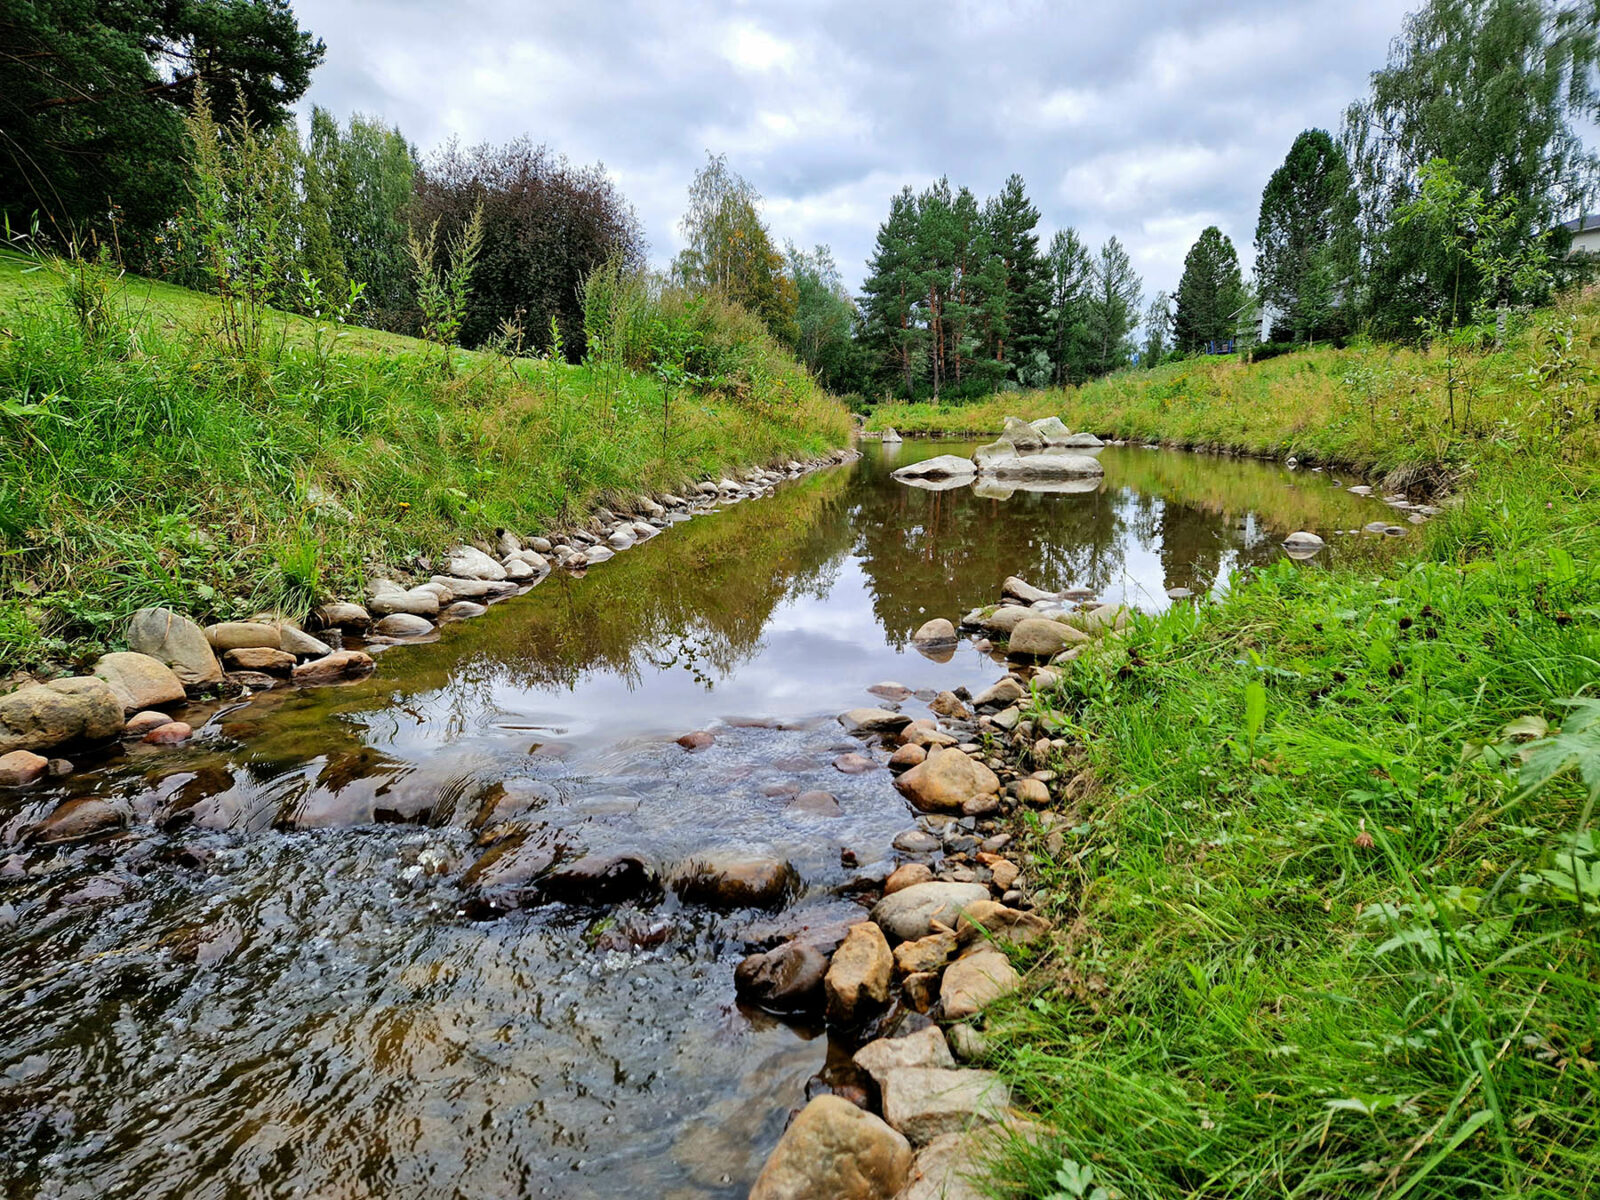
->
[1556,214,1600,234]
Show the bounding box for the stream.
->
[0,441,1394,1199]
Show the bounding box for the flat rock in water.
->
[92,652,186,713]
[982,453,1104,480]
[1001,576,1055,604]
[373,613,433,638]
[735,940,828,1014]
[892,455,977,482]
[223,647,296,675]
[127,607,222,688]
[867,682,913,702]
[871,881,991,943]
[748,1094,912,1200]
[839,708,913,736]
[292,650,376,685]
[204,622,282,653]
[911,618,957,645]
[674,854,798,911]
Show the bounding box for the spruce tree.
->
[1174,226,1246,352]
[982,174,1051,376]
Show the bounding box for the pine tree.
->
[1174,226,1246,352]
[1084,237,1142,376]
[981,174,1051,376]
[1254,129,1359,342]
[1044,228,1094,385]
[861,187,924,396]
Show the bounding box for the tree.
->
[787,243,862,393]
[1254,129,1359,341]
[860,186,924,396]
[1043,228,1094,384]
[1141,292,1173,367]
[673,153,797,344]
[981,174,1051,373]
[1343,0,1599,336]
[1174,227,1245,352]
[0,0,324,253]
[1084,237,1143,376]
[413,137,644,355]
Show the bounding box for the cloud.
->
[290,0,1417,299]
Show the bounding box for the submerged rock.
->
[541,853,659,906]
[673,854,799,911]
[735,940,828,1014]
[25,796,127,843]
[839,708,914,737]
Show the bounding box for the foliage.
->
[0,252,847,670]
[1174,226,1247,352]
[0,0,323,255]
[1045,229,1096,385]
[1084,237,1143,378]
[407,201,485,374]
[786,243,863,393]
[1342,0,1600,337]
[1140,291,1173,368]
[1255,129,1360,343]
[412,137,645,357]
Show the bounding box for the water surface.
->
[0,442,1395,1198]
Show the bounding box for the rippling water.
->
[0,442,1392,1198]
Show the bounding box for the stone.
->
[541,853,659,906]
[971,439,1018,468]
[889,743,927,772]
[998,415,1045,450]
[947,1025,989,1063]
[677,730,715,751]
[1283,530,1327,552]
[747,1095,912,1200]
[144,720,193,745]
[894,748,1001,815]
[880,1067,1011,1145]
[912,618,958,646]
[92,652,186,713]
[834,753,879,774]
[982,453,1104,481]
[1065,603,1129,635]
[735,940,828,1014]
[506,549,550,573]
[427,576,517,602]
[893,830,942,855]
[880,426,903,443]
[956,900,1054,948]
[673,854,799,911]
[607,529,634,549]
[825,921,894,1025]
[1011,778,1050,807]
[854,1025,955,1087]
[903,971,941,1012]
[894,929,958,975]
[892,455,977,482]
[1028,415,1073,444]
[222,647,297,675]
[871,881,991,943]
[868,681,914,702]
[1007,618,1088,660]
[1057,431,1105,448]
[885,862,935,894]
[204,621,282,653]
[0,677,124,755]
[583,545,615,564]
[441,600,488,620]
[442,545,508,581]
[367,583,441,617]
[940,946,1022,1019]
[967,605,1034,637]
[374,613,433,638]
[314,602,371,631]
[0,749,49,787]
[26,797,126,843]
[839,708,914,736]
[929,691,971,720]
[292,650,376,685]
[1001,576,1056,604]
[126,607,223,688]
[123,710,175,738]
[989,860,1020,890]
[274,626,330,658]
[788,790,842,816]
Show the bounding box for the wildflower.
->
[1353,818,1375,850]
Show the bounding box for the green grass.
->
[0,254,849,671]
[939,313,1600,1196]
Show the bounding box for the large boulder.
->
[824,922,894,1026]
[1028,416,1073,444]
[911,618,957,646]
[892,455,977,482]
[1006,618,1089,660]
[880,1067,1012,1146]
[871,881,991,943]
[998,416,1045,450]
[441,545,508,581]
[971,440,1017,468]
[735,940,829,1014]
[982,454,1104,480]
[673,854,799,911]
[894,748,1000,814]
[127,607,223,688]
[940,946,1022,1019]
[0,677,124,755]
[1001,576,1055,604]
[748,1095,913,1200]
[92,652,186,713]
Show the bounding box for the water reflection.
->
[0,442,1393,1200]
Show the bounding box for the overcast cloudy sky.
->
[291,0,1418,303]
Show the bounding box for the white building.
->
[1557,214,1600,256]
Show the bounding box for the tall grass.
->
[0,255,847,669]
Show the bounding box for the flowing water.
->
[0,442,1396,1199]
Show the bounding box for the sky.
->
[290,0,1419,305]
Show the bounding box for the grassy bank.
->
[955,317,1600,1194]
[867,291,1600,483]
[0,255,849,672]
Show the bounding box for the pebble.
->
[143,721,193,745]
